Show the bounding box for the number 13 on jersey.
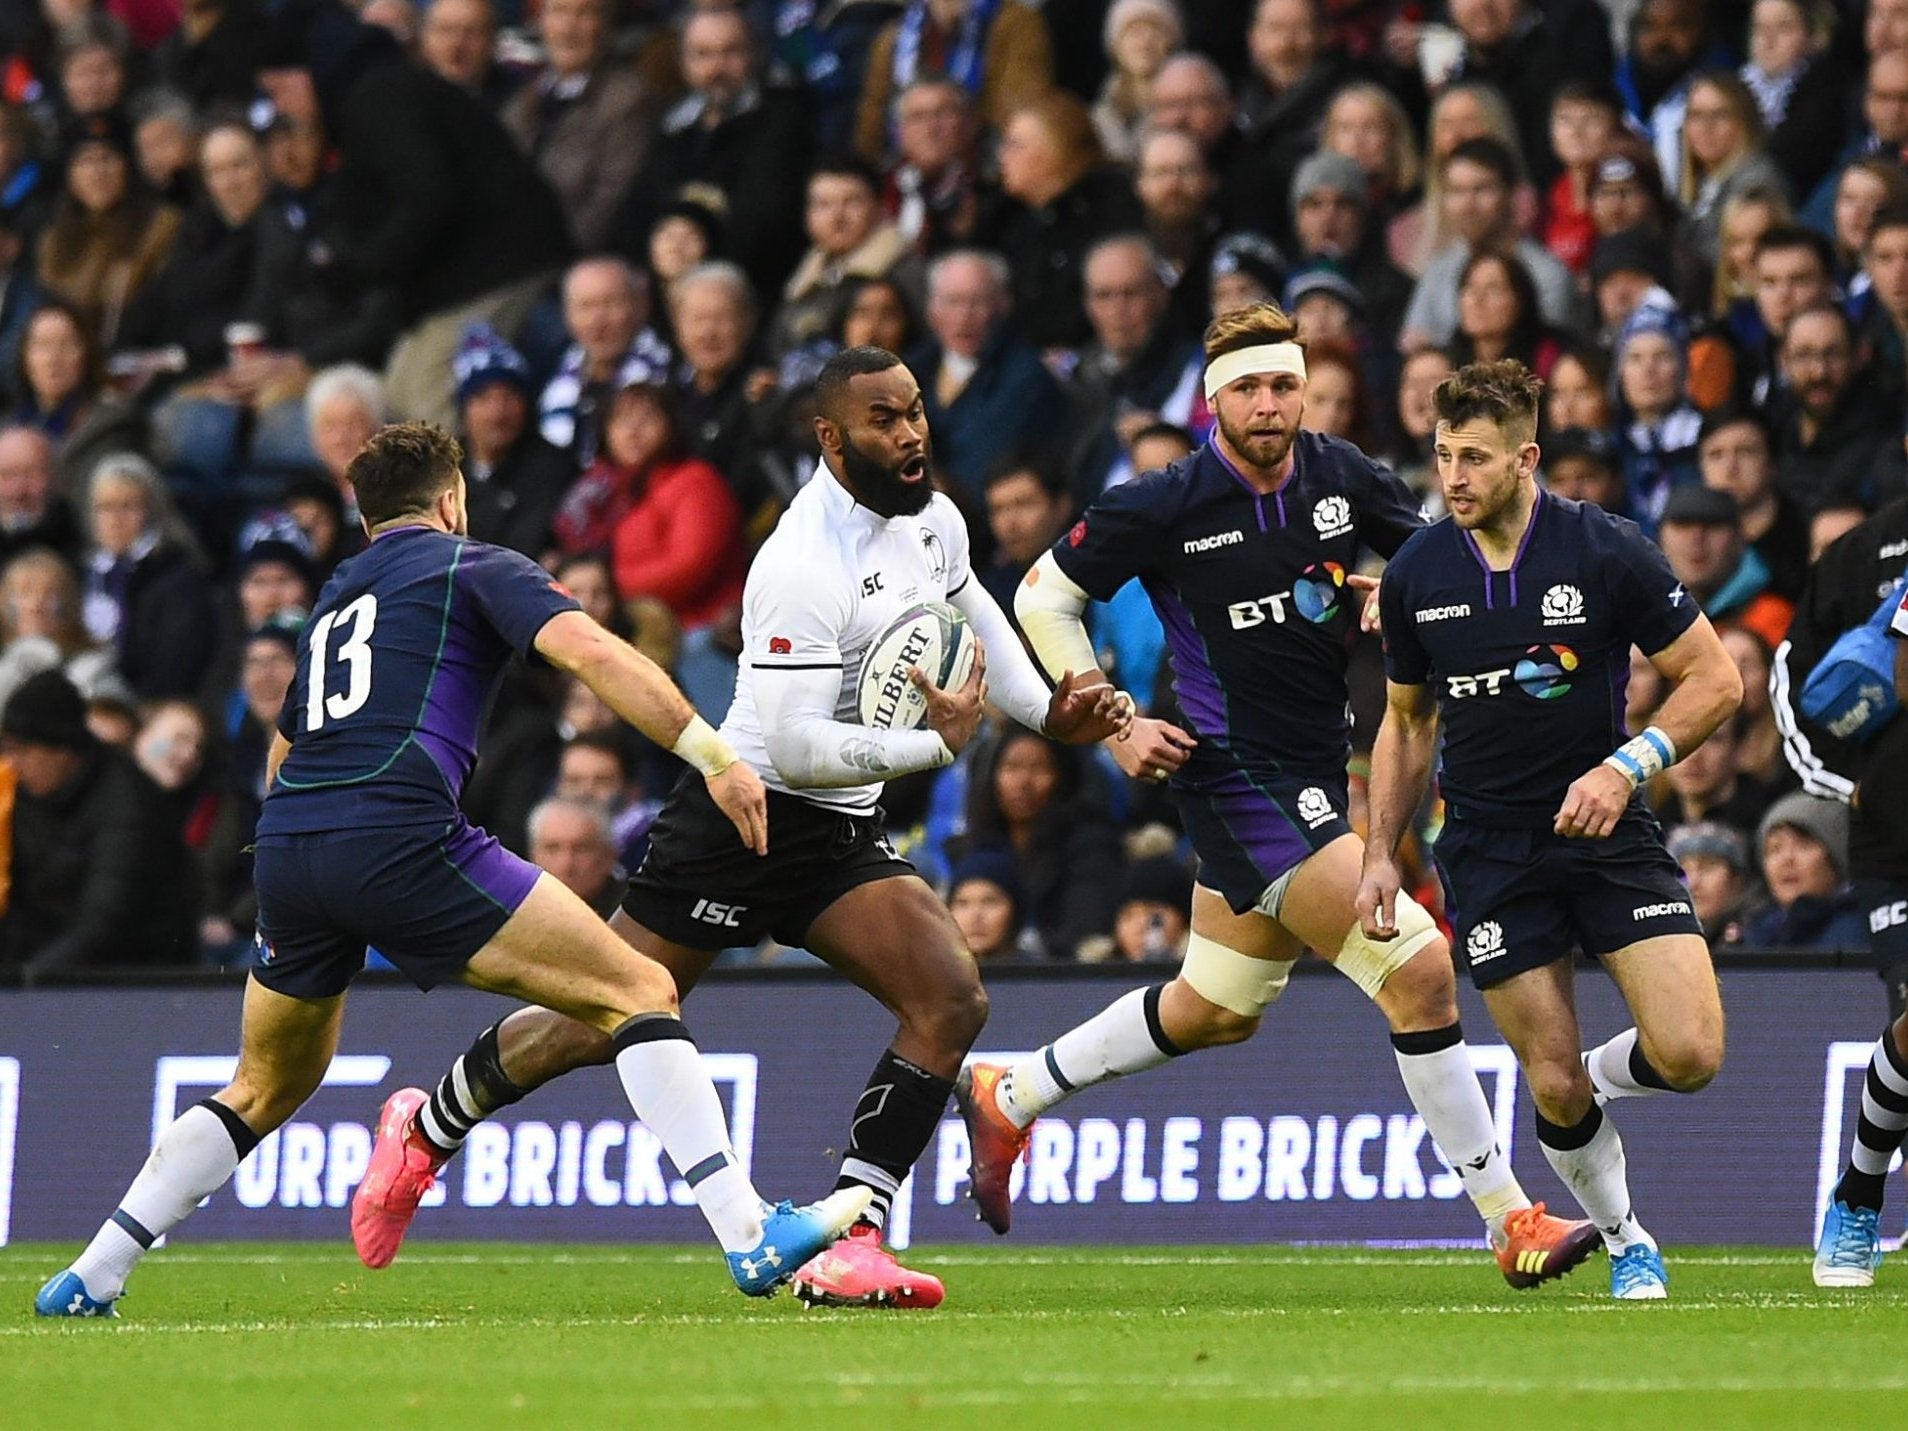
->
[305,593,378,730]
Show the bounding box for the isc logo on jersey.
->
[1312,496,1354,539]
[1466,921,1506,965]
[1541,584,1586,626]
[1872,900,1908,935]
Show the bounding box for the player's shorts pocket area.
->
[1174,767,1352,915]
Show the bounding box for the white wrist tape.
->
[1602,725,1677,789]
[673,714,737,777]
[1203,342,1307,401]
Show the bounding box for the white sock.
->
[1584,1028,1671,1104]
[1392,1026,1530,1238]
[72,1100,255,1300]
[998,987,1182,1130]
[1538,1105,1653,1253]
[612,1016,764,1253]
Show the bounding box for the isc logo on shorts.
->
[1466,921,1506,965]
[691,899,747,928]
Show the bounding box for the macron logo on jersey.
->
[1184,530,1245,554]
[1416,604,1471,624]
[1632,900,1692,921]
[1312,496,1354,539]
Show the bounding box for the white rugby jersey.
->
[720,462,974,814]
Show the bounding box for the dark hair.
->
[1303,337,1374,449]
[605,381,686,467]
[809,154,883,194]
[814,345,903,423]
[1442,136,1517,188]
[1783,301,1854,346]
[1452,248,1547,370]
[1128,420,1197,454]
[1869,202,1908,246]
[1754,222,1834,272]
[346,422,463,527]
[982,447,1068,496]
[16,298,104,408]
[1552,78,1624,113]
[564,727,638,782]
[1433,359,1543,444]
[829,274,921,352]
[1698,403,1772,448]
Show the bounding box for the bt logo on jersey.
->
[1228,564,1346,630]
[1443,645,1578,700]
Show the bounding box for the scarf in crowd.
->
[892,0,1002,95]
[1740,61,1800,131]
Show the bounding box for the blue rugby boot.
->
[1813,1199,1883,1288]
[35,1270,118,1319]
[1610,1243,1669,1300]
[727,1187,872,1296]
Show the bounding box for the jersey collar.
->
[1457,487,1547,609]
[1205,438,1297,532]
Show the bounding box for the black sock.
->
[832,1049,955,1230]
[1534,1101,1604,1151]
[417,1023,531,1156]
[1836,1026,1908,1213]
[1627,1040,1675,1092]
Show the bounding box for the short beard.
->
[1216,409,1296,473]
[841,432,935,518]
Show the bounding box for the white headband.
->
[1203,342,1307,401]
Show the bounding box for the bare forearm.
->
[1648,666,1741,759]
[575,644,697,748]
[1366,716,1438,862]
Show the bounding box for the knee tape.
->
[1334,891,1441,999]
[1181,932,1296,1018]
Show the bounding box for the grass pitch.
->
[2,1242,1904,1427]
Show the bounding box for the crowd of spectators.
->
[0,0,1899,978]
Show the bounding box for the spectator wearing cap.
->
[1135,127,1219,332]
[1290,149,1412,347]
[1698,407,1809,600]
[9,301,144,501]
[1450,248,1564,380]
[911,249,1066,500]
[1091,0,1182,166]
[1544,82,1626,275]
[1542,427,1627,514]
[883,78,992,259]
[960,728,1124,960]
[451,324,567,558]
[771,158,921,362]
[1108,854,1193,963]
[946,849,1035,962]
[1611,295,1703,533]
[500,0,649,254]
[81,452,217,700]
[610,8,812,299]
[1771,303,1898,516]
[554,378,744,718]
[0,425,82,568]
[1589,225,1678,347]
[539,256,674,473]
[855,0,1054,167]
[1656,715,1778,838]
[987,91,1144,351]
[1657,483,1795,650]
[1398,138,1576,353]
[1,668,196,975]
[1586,142,1677,257]
[199,611,302,962]
[1667,821,1754,948]
[1207,230,1287,318]
[257,0,571,430]
[1740,791,1868,951]
[1065,233,1200,500]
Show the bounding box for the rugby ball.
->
[857,601,978,731]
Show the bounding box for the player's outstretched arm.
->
[1358,679,1441,939]
[1555,615,1743,841]
[534,610,768,854]
[950,575,1129,745]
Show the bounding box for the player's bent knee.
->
[1524,1057,1594,1120]
[905,977,989,1057]
[1333,892,1442,1000]
[1180,932,1294,1035]
[1651,1034,1723,1092]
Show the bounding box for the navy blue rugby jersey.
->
[258,525,580,835]
[1379,492,1700,828]
[1052,431,1424,774]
